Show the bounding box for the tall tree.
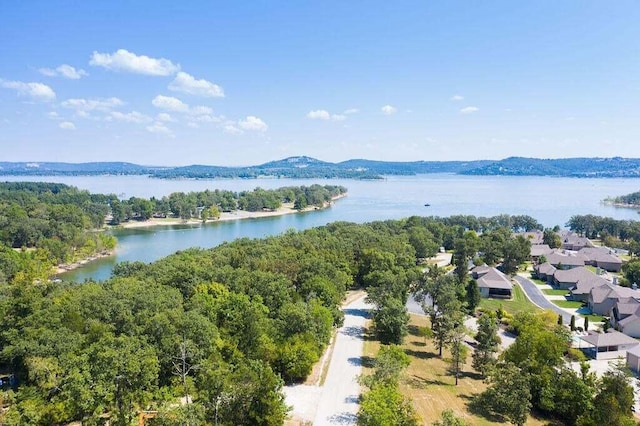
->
[475,362,531,426]
[471,313,500,377]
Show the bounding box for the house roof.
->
[578,247,622,265]
[559,231,591,248]
[590,283,640,305]
[476,268,513,290]
[471,264,491,277]
[619,313,640,328]
[546,251,587,267]
[531,244,553,257]
[535,262,557,276]
[580,330,640,347]
[568,268,609,295]
[626,344,640,357]
[518,231,544,245]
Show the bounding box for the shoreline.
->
[54,194,346,274]
[112,193,347,230]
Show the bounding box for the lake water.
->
[3,174,639,282]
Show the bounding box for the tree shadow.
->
[360,356,375,368]
[404,348,438,360]
[340,325,364,338]
[466,394,507,423]
[405,374,449,389]
[411,340,427,347]
[343,308,370,318]
[462,370,484,381]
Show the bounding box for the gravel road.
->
[284,296,372,425]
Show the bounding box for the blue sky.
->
[1,1,639,166]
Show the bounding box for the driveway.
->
[284,296,372,425]
[513,275,573,323]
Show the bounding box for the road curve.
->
[513,275,573,323]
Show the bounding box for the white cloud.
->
[460,106,479,114]
[151,95,189,112]
[61,97,123,114]
[307,110,331,120]
[0,79,56,101]
[39,64,88,79]
[156,113,174,122]
[307,109,347,121]
[451,95,464,101]
[168,72,224,97]
[381,105,397,115]
[146,121,173,135]
[110,111,152,123]
[59,121,76,130]
[189,105,213,116]
[195,114,221,123]
[343,108,359,115]
[238,115,268,132]
[224,124,243,135]
[90,49,179,76]
[46,111,60,120]
[187,122,199,129]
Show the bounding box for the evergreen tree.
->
[472,313,501,377]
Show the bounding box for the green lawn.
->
[529,277,549,286]
[479,283,540,315]
[581,314,606,323]
[542,289,570,296]
[552,300,583,309]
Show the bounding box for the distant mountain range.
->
[3,156,640,179]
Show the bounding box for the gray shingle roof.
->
[476,268,513,290]
[580,330,639,347]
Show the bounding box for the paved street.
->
[513,275,573,323]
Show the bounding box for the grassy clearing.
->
[542,289,570,296]
[362,314,550,425]
[552,300,583,309]
[479,283,540,316]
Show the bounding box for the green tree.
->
[358,384,419,426]
[432,409,469,426]
[543,228,562,249]
[448,334,468,386]
[475,362,531,426]
[465,278,480,313]
[472,313,500,377]
[371,298,410,345]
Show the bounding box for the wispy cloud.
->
[59,121,76,130]
[460,106,479,114]
[224,124,243,135]
[90,49,180,76]
[168,72,224,97]
[110,111,152,124]
[343,108,359,115]
[381,105,397,115]
[39,64,88,79]
[307,109,347,121]
[61,97,123,114]
[450,94,464,101]
[146,121,173,136]
[0,79,56,101]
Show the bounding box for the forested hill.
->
[459,156,640,177]
[4,156,640,178]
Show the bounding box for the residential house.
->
[610,298,640,338]
[627,345,640,374]
[578,247,623,272]
[530,244,553,262]
[568,268,610,301]
[533,262,557,283]
[559,231,592,251]
[552,266,605,291]
[578,330,640,360]
[546,250,588,270]
[518,231,544,245]
[588,283,640,316]
[471,264,491,279]
[476,267,513,298]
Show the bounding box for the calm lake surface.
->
[3,174,640,282]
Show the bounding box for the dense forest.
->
[1,185,638,424]
[109,184,346,224]
[0,210,546,425]
[5,155,640,179]
[604,190,640,207]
